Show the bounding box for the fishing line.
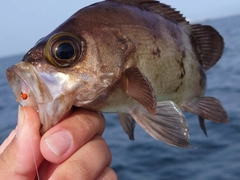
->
[22,107,40,180]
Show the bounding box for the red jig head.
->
[21,92,28,100]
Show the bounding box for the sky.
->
[0,0,239,58]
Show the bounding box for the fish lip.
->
[6,66,29,102]
[6,65,37,111]
[6,63,53,105]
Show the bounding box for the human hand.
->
[0,106,117,180]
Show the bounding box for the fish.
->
[6,0,229,148]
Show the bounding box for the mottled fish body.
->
[6,0,228,148]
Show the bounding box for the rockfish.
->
[6,0,228,148]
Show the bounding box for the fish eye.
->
[55,42,74,59]
[45,33,84,67]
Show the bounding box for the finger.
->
[49,136,112,180]
[96,166,118,180]
[37,159,57,180]
[0,129,17,154]
[40,109,106,164]
[0,106,43,179]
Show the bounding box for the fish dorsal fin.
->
[125,67,156,115]
[190,24,224,70]
[106,0,188,25]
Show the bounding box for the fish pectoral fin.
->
[129,101,191,148]
[198,116,208,137]
[118,113,136,140]
[183,97,229,123]
[125,66,156,115]
[190,24,224,70]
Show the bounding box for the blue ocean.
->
[0,15,239,180]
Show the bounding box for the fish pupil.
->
[55,42,74,59]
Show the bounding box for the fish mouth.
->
[6,62,73,134]
[6,64,53,108]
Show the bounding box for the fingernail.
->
[16,106,25,137]
[44,130,72,156]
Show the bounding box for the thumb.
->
[0,106,43,179]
